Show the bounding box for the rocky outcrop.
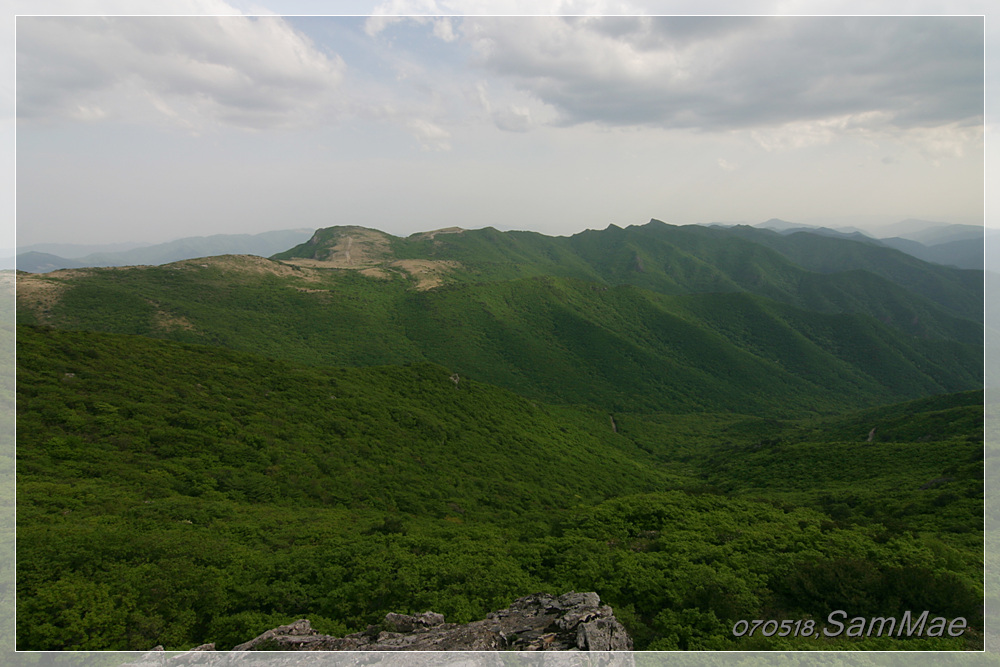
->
[129,592,631,666]
[234,592,630,652]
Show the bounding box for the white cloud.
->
[470,81,535,132]
[364,0,446,37]
[494,104,532,132]
[407,118,451,151]
[17,15,346,131]
[717,157,737,171]
[474,81,492,112]
[459,15,983,137]
[749,111,894,151]
[903,122,984,164]
[367,0,665,19]
[749,111,983,167]
[432,17,458,42]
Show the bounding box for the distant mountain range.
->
[10,229,314,273]
[751,218,985,270]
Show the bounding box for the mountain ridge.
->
[16,220,983,417]
[273,220,982,324]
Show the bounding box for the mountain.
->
[751,218,985,270]
[17,222,983,417]
[275,221,983,325]
[14,220,984,651]
[779,227,878,244]
[17,240,152,258]
[753,217,802,231]
[14,251,88,274]
[879,236,983,270]
[16,229,314,273]
[15,324,983,650]
[717,226,982,320]
[875,219,983,245]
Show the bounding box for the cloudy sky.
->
[10,2,991,248]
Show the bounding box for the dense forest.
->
[15,221,985,650]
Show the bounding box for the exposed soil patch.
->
[360,267,392,280]
[410,227,465,242]
[281,234,460,290]
[390,259,461,290]
[173,255,320,280]
[296,228,395,267]
[280,258,351,270]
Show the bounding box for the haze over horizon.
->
[14,9,985,248]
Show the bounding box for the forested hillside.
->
[16,225,983,416]
[15,221,984,651]
[16,326,983,650]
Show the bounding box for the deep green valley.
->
[15,220,985,650]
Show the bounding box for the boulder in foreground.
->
[233,591,632,652]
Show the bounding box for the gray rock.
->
[232,619,318,651]
[126,592,633,666]
[227,591,630,653]
[384,611,446,632]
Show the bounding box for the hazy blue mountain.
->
[17,240,152,258]
[773,226,879,244]
[16,229,314,273]
[753,218,802,231]
[15,252,88,273]
[751,218,984,270]
[880,236,983,270]
[873,219,983,244]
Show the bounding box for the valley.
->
[14,220,985,651]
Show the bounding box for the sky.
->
[8,2,994,249]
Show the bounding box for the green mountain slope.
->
[14,222,984,651]
[275,221,983,328]
[16,325,679,519]
[16,326,983,650]
[722,225,983,319]
[16,265,981,416]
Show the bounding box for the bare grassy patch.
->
[153,310,196,331]
[390,259,461,290]
[410,227,465,242]
[16,273,73,320]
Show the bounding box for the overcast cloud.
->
[12,8,987,247]
[17,16,346,131]
[460,16,983,132]
[19,15,982,136]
